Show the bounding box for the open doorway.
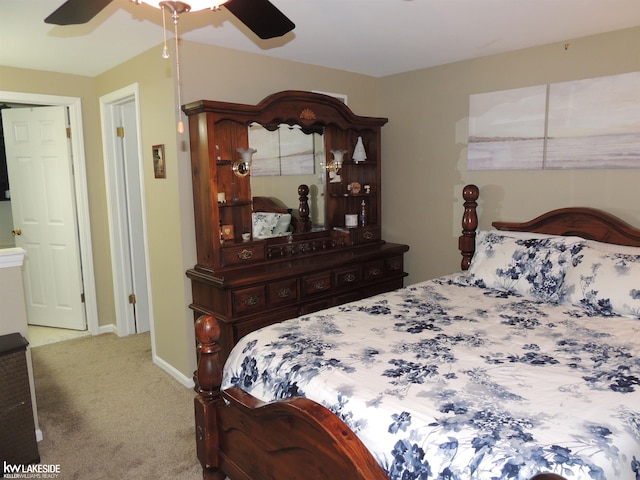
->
[0,91,98,337]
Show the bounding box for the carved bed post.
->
[297,184,312,232]
[459,184,479,270]
[193,315,226,480]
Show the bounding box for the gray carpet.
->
[30,332,203,479]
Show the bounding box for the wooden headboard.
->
[459,184,640,270]
[251,184,313,233]
[252,196,292,214]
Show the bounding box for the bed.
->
[252,184,312,238]
[193,184,640,480]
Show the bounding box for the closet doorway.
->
[100,84,154,338]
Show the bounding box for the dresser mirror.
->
[248,122,327,229]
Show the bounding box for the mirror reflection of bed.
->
[251,191,312,239]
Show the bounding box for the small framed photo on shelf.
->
[152,144,166,179]
[221,224,235,241]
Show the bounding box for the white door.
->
[113,99,150,333]
[100,85,153,336]
[2,106,86,330]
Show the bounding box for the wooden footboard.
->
[193,313,389,480]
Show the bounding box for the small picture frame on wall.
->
[221,224,235,241]
[153,144,166,179]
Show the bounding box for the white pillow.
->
[467,230,585,303]
[273,213,291,236]
[585,239,640,256]
[561,245,640,318]
[252,212,281,239]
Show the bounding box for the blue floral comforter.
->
[222,275,640,479]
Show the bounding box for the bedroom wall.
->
[379,26,640,283]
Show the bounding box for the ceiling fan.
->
[44,0,296,40]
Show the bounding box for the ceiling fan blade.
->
[224,0,295,40]
[45,0,114,25]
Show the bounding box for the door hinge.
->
[129,293,136,304]
[116,126,125,138]
[66,127,71,139]
[81,293,85,303]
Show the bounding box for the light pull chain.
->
[161,5,169,59]
[172,13,184,134]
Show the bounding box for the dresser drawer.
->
[221,244,265,267]
[300,298,332,315]
[334,266,361,290]
[231,285,266,315]
[268,278,298,306]
[301,271,332,297]
[385,255,404,274]
[352,226,381,244]
[363,259,385,281]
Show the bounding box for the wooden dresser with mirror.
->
[183,90,409,362]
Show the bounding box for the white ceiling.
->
[1,0,640,78]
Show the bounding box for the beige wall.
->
[180,41,380,114]
[379,26,640,283]
[1,26,638,380]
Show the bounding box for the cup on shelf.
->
[345,214,358,228]
[217,192,226,203]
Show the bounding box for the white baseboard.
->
[99,324,117,335]
[153,353,195,388]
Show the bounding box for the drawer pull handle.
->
[368,267,382,276]
[277,288,292,298]
[237,249,253,260]
[313,280,327,290]
[243,295,260,306]
[389,262,401,271]
[362,230,374,240]
[343,273,356,283]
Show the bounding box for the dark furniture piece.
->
[0,333,39,467]
[183,91,409,365]
[192,184,640,480]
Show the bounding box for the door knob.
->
[12,228,21,236]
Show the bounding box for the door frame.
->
[0,90,98,334]
[99,84,156,342]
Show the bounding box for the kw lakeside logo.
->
[2,462,61,478]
